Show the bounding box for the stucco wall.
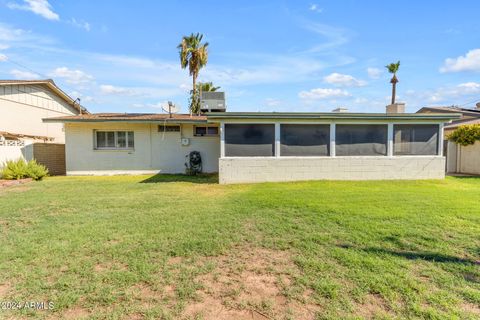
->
[458,141,480,175]
[219,156,445,184]
[65,122,219,174]
[0,84,78,142]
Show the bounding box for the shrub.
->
[26,160,49,181]
[1,159,28,180]
[447,124,480,146]
[1,159,48,181]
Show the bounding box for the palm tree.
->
[178,33,209,114]
[385,61,400,104]
[197,82,220,93]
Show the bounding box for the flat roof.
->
[205,112,461,121]
[43,113,208,124]
[44,111,461,124]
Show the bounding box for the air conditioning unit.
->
[200,91,226,112]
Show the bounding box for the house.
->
[0,79,85,174]
[44,105,459,184]
[416,106,480,134]
[417,105,480,175]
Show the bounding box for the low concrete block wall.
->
[219,156,445,184]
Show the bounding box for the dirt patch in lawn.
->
[94,261,128,272]
[0,282,11,298]
[0,178,32,190]
[354,293,392,319]
[180,245,321,319]
[461,302,480,317]
[60,306,90,319]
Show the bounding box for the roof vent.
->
[332,107,348,113]
[200,91,226,112]
[476,102,480,110]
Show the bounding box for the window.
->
[95,131,134,150]
[158,125,180,132]
[280,124,330,156]
[336,124,387,156]
[394,124,438,155]
[225,124,275,157]
[194,126,219,136]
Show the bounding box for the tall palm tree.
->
[178,33,209,114]
[197,82,220,93]
[385,61,400,104]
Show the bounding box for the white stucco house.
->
[44,105,459,184]
[0,79,84,173]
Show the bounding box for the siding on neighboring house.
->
[64,122,220,174]
[0,84,78,142]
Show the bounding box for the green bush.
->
[26,160,49,180]
[1,159,48,181]
[447,124,480,146]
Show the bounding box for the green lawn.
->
[0,175,479,319]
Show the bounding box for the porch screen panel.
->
[225,124,275,156]
[280,124,330,156]
[336,124,387,156]
[393,124,438,155]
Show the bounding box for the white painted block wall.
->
[219,156,446,184]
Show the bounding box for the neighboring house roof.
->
[0,79,88,114]
[205,112,461,121]
[417,106,480,117]
[0,130,54,141]
[445,118,480,129]
[43,113,207,123]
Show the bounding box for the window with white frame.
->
[194,125,219,136]
[336,124,388,156]
[95,131,134,150]
[393,124,438,155]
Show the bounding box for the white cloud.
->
[299,88,350,100]
[457,82,480,94]
[323,72,366,87]
[100,84,132,95]
[406,82,480,105]
[49,67,94,84]
[9,69,40,79]
[69,18,90,32]
[0,44,10,50]
[309,4,323,13]
[440,49,480,73]
[7,0,59,21]
[367,67,382,79]
[0,53,7,61]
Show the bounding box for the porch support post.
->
[275,122,280,157]
[220,122,225,158]
[387,123,394,157]
[438,123,444,156]
[330,123,336,157]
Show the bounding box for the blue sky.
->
[1,0,480,113]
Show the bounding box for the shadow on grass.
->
[140,173,219,184]
[360,247,479,265]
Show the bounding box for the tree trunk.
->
[391,82,396,105]
[192,73,197,114]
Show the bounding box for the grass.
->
[0,175,479,319]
